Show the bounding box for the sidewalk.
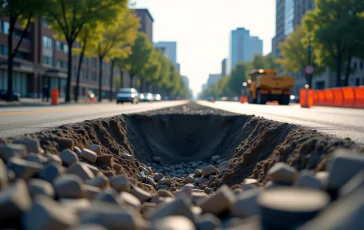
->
[0,97,114,108]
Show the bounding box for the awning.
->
[0,61,35,73]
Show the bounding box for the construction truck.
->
[247,69,294,105]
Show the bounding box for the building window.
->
[56,60,63,68]
[56,41,68,53]
[0,45,9,56]
[0,20,10,34]
[42,36,53,49]
[356,78,360,86]
[353,61,357,69]
[80,70,83,80]
[360,61,363,70]
[43,56,53,66]
[73,67,76,79]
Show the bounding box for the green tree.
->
[86,9,139,102]
[228,62,249,96]
[45,0,127,102]
[140,49,161,92]
[263,53,278,69]
[0,0,47,101]
[303,0,364,87]
[117,33,153,89]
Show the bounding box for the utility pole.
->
[307,35,312,87]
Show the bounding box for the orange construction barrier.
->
[323,89,334,106]
[314,90,325,106]
[239,96,247,103]
[51,88,59,105]
[353,87,364,108]
[341,87,355,107]
[332,88,344,106]
[300,88,314,108]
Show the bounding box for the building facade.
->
[228,28,263,73]
[154,41,177,66]
[221,58,227,77]
[207,74,222,87]
[0,19,115,99]
[182,76,189,88]
[135,9,154,44]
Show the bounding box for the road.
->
[197,100,364,144]
[0,101,188,138]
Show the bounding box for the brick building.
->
[0,18,117,99]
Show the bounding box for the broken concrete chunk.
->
[7,157,43,180]
[28,179,55,198]
[66,162,95,181]
[60,198,91,213]
[109,174,131,192]
[45,153,62,165]
[197,177,208,184]
[0,144,27,161]
[121,153,133,160]
[150,216,196,230]
[201,165,217,177]
[86,164,100,176]
[145,177,156,187]
[327,150,364,189]
[96,155,114,167]
[267,162,297,184]
[195,213,220,230]
[88,144,101,156]
[87,175,109,189]
[258,188,330,229]
[152,173,163,181]
[197,185,235,215]
[192,192,209,204]
[148,195,194,221]
[54,174,84,198]
[120,191,142,210]
[57,138,74,150]
[294,172,324,189]
[185,176,195,184]
[83,185,101,199]
[94,188,123,206]
[26,153,48,165]
[74,147,82,156]
[13,138,44,154]
[158,189,174,198]
[0,159,8,189]
[231,188,260,218]
[131,185,152,203]
[80,149,97,163]
[38,163,65,183]
[60,149,79,166]
[339,171,364,197]
[0,179,31,221]
[23,195,78,230]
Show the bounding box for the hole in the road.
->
[124,114,246,164]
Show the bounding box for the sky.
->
[132,0,276,97]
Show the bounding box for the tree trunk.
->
[344,54,352,87]
[75,43,86,102]
[98,57,103,102]
[336,54,342,87]
[6,16,14,102]
[120,70,124,88]
[109,60,115,102]
[66,40,73,102]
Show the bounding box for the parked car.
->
[116,88,139,104]
[140,92,154,102]
[153,94,162,102]
[0,89,20,101]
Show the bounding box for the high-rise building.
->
[228,27,263,73]
[176,63,180,73]
[135,9,154,44]
[182,76,189,88]
[154,42,177,66]
[221,58,227,77]
[156,47,168,58]
[207,74,222,87]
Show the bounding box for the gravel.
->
[0,102,363,229]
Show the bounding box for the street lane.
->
[0,101,188,138]
[197,100,364,144]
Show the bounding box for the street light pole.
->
[307,35,312,88]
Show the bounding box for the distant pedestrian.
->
[42,85,50,102]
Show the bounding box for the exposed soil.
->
[1,102,363,191]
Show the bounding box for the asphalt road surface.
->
[197,100,364,144]
[0,101,188,138]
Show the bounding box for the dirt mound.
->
[1,102,363,190]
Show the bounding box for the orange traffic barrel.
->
[300,87,314,108]
[51,88,59,105]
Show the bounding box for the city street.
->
[0,101,188,138]
[197,101,364,144]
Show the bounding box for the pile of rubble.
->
[1,138,364,229]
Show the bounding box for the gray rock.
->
[54,174,84,198]
[68,224,106,230]
[0,159,8,189]
[158,189,174,198]
[211,155,221,163]
[26,153,48,164]
[38,163,65,183]
[156,184,170,190]
[145,177,156,187]
[0,144,27,161]
[148,195,194,221]
[109,175,131,192]
[45,153,62,165]
[197,177,208,184]
[60,149,79,166]
[83,185,101,199]
[13,138,43,154]
[121,153,133,160]
[150,216,196,230]
[258,188,330,229]
[120,192,141,210]
[66,162,95,182]
[218,160,229,170]
[327,150,364,189]
[74,147,82,156]
[294,172,324,189]
[131,185,152,203]
[241,178,259,187]
[60,198,91,213]
[192,192,209,204]
[197,185,235,215]
[201,165,217,177]
[196,213,220,230]
[80,149,97,163]
[185,176,195,184]
[340,171,364,197]
[315,171,329,185]
[231,188,260,218]
[88,144,101,156]
[23,195,78,230]
[85,164,100,176]
[264,181,288,190]
[7,157,43,180]
[57,138,74,150]
[194,169,202,177]
[0,179,31,221]
[137,172,146,182]
[28,179,55,198]
[87,175,109,189]
[159,178,172,185]
[94,188,123,206]
[204,187,214,194]
[267,162,297,184]
[153,173,164,181]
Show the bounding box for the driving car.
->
[0,89,20,101]
[116,88,139,104]
[140,92,154,102]
[153,94,162,102]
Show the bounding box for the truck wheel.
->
[279,95,290,105]
[257,89,267,104]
